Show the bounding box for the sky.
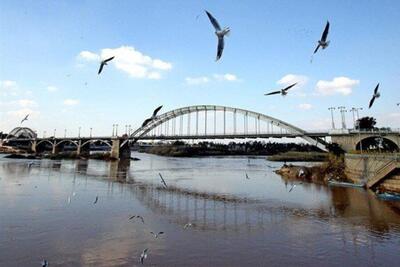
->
[0,0,399,137]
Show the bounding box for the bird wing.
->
[98,62,104,75]
[142,118,152,127]
[152,105,163,117]
[104,56,114,63]
[374,83,380,94]
[369,96,375,108]
[216,36,224,61]
[289,185,295,192]
[158,232,164,235]
[129,215,136,220]
[150,231,154,235]
[139,216,145,223]
[159,173,168,187]
[313,44,320,54]
[205,10,221,31]
[321,21,330,41]
[264,90,281,96]
[283,82,298,92]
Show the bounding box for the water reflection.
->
[1,153,400,266]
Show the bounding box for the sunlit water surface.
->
[1,152,400,266]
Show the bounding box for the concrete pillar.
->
[31,140,37,153]
[51,142,58,155]
[110,138,120,160]
[77,140,82,156]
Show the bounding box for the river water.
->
[1,152,400,266]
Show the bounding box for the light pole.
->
[350,108,357,129]
[337,106,347,129]
[64,129,67,138]
[43,131,46,138]
[78,126,81,138]
[53,129,56,138]
[116,124,119,136]
[125,125,128,135]
[90,127,93,138]
[128,125,131,135]
[328,107,336,129]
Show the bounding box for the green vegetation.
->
[267,151,328,162]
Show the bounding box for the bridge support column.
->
[31,140,37,153]
[110,138,131,160]
[51,143,58,155]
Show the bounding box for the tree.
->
[355,116,376,130]
[326,142,345,156]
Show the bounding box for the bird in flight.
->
[288,182,303,193]
[369,83,380,108]
[159,173,168,188]
[98,56,114,75]
[129,215,145,224]
[21,114,29,124]
[41,260,49,267]
[205,10,230,61]
[93,196,99,204]
[245,173,250,179]
[184,223,195,229]
[150,231,164,238]
[313,21,330,54]
[142,105,163,127]
[264,83,297,97]
[140,248,148,265]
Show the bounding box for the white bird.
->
[27,161,34,168]
[369,83,380,108]
[140,248,148,265]
[158,173,168,188]
[21,114,29,124]
[41,260,49,267]
[205,10,230,61]
[150,231,164,238]
[142,106,163,127]
[98,56,114,75]
[184,223,194,229]
[313,21,330,54]
[264,83,297,96]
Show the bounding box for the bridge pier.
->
[31,140,37,153]
[110,138,131,160]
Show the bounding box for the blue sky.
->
[0,0,399,137]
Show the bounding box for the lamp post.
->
[328,107,336,129]
[128,125,131,135]
[78,127,81,138]
[43,131,46,138]
[64,129,67,138]
[115,124,119,137]
[337,106,347,129]
[53,129,56,138]
[90,127,93,138]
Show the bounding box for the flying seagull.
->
[369,83,380,108]
[41,260,49,267]
[184,223,195,229]
[150,231,164,238]
[140,248,148,265]
[158,173,168,188]
[142,105,163,127]
[93,196,99,204]
[264,83,297,96]
[397,103,400,106]
[129,215,145,224]
[245,173,250,179]
[98,56,114,75]
[205,10,230,61]
[21,114,29,124]
[313,21,330,54]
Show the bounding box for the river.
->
[1,152,400,266]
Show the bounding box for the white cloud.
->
[315,77,359,96]
[78,46,172,79]
[185,76,210,85]
[17,99,37,108]
[277,74,308,87]
[78,51,100,61]
[213,73,239,82]
[0,80,17,88]
[7,108,40,118]
[47,86,58,92]
[185,73,240,85]
[63,99,79,106]
[298,103,313,110]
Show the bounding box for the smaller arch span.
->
[55,140,79,148]
[81,139,112,148]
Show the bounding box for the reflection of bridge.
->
[2,105,400,159]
